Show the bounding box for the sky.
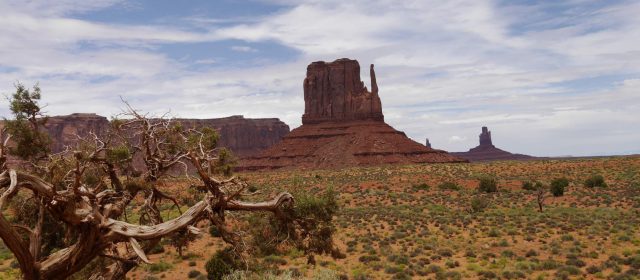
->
[0,0,639,157]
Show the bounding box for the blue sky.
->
[0,0,639,156]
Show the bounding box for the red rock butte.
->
[0,113,289,159]
[239,58,466,171]
[452,126,535,162]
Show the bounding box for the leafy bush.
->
[586,265,601,274]
[205,248,238,280]
[250,188,339,257]
[550,178,569,197]
[478,176,498,193]
[188,270,202,278]
[412,183,430,191]
[522,181,535,191]
[584,175,607,188]
[209,225,221,237]
[147,261,173,273]
[438,182,461,191]
[470,196,491,213]
[523,181,544,191]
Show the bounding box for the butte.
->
[240,58,465,170]
[452,126,534,162]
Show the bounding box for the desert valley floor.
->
[1,156,640,280]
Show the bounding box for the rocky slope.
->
[452,126,534,162]
[240,58,465,170]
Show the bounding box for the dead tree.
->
[0,104,309,280]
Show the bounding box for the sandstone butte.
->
[2,113,290,158]
[452,126,535,162]
[240,58,466,171]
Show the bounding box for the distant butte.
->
[2,113,289,159]
[239,58,465,170]
[452,126,534,162]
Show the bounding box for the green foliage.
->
[8,194,65,256]
[209,225,221,237]
[584,174,607,188]
[288,188,339,256]
[124,179,151,194]
[478,176,498,193]
[205,248,238,280]
[438,181,461,191]
[147,261,173,273]
[214,148,236,177]
[170,228,196,257]
[187,127,219,151]
[106,144,131,164]
[4,82,50,161]
[470,196,491,213]
[550,178,569,197]
[188,270,202,278]
[412,183,430,191]
[250,188,339,258]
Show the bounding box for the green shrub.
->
[426,264,442,274]
[209,225,221,237]
[586,265,601,274]
[188,270,201,278]
[555,265,582,277]
[359,255,381,263]
[470,196,491,213]
[584,175,607,188]
[438,182,461,191]
[525,249,538,257]
[478,176,498,193]
[550,178,569,197]
[147,261,173,273]
[477,270,497,278]
[263,255,287,266]
[412,183,430,191]
[523,181,544,191]
[249,188,339,258]
[205,249,238,280]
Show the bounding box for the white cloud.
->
[231,46,258,52]
[0,0,638,156]
[449,136,467,143]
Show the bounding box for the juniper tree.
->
[0,89,338,279]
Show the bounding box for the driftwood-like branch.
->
[0,106,303,280]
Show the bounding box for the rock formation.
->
[1,114,289,158]
[240,58,465,170]
[425,138,432,148]
[302,59,383,124]
[452,126,534,162]
[479,126,492,147]
[170,116,290,158]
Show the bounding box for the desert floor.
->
[1,156,639,280]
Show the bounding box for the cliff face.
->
[4,114,289,158]
[302,59,383,124]
[171,116,290,157]
[452,126,534,162]
[45,113,110,152]
[240,58,465,171]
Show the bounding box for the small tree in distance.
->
[534,182,546,212]
[550,177,569,197]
